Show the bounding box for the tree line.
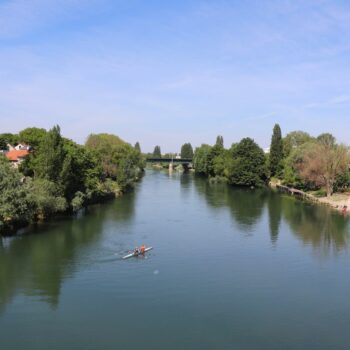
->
[0,126,144,233]
[191,126,350,197]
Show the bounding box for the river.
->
[1,169,350,350]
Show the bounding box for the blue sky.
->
[1,0,350,152]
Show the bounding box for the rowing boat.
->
[122,247,153,259]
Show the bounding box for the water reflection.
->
[192,175,350,252]
[0,191,136,312]
[267,191,282,244]
[193,176,267,231]
[282,198,350,255]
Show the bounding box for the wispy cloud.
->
[304,94,350,109]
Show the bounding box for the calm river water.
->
[1,170,350,350]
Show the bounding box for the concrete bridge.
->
[146,158,193,171]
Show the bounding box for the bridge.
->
[146,158,192,164]
[146,158,193,172]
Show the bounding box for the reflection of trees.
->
[0,192,136,312]
[192,175,350,254]
[281,198,350,255]
[267,191,282,243]
[193,176,267,231]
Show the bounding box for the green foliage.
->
[212,149,230,177]
[35,125,65,183]
[18,127,47,149]
[215,135,224,147]
[317,133,336,147]
[153,145,161,158]
[193,144,212,175]
[180,143,194,159]
[0,133,19,146]
[86,133,144,190]
[283,131,314,157]
[0,157,32,225]
[226,138,267,187]
[86,133,125,148]
[269,124,283,176]
[134,142,141,153]
[282,143,310,189]
[27,178,67,219]
[207,144,226,176]
[71,191,86,213]
[0,137,7,150]
[1,126,144,232]
[335,170,350,192]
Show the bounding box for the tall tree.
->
[227,138,267,187]
[181,143,194,158]
[297,138,350,197]
[134,142,141,153]
[153,145,161,158]
[215,135,224,148]
[35,125,65,182]
[269,124,283,176]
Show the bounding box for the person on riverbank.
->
[342,205,348,214]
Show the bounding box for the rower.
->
[140,244,146,254]
[134,247,140,255]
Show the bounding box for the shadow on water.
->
[0,190,137,313]
[281,195,350,255]
[192,175,350,252]
[193,176,267,232]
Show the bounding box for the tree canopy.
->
[227,138,267,187]
[269,124,283,176]
[215,135,224,148]
[134,142,141,153]
[180,143,194,159]
[153,145,161,158]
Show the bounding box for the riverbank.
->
[273,182,350,214]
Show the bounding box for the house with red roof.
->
[4,149,30,168]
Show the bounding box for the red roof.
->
[5,150,30,161]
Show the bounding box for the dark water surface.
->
[1,170,350,350]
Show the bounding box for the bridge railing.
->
[146,158,192,163]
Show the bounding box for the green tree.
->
[227,138,266,187]
[296,139,350,197]
[180,143,194,159]
[269,124,283,177]
[35,125,65,182]
[193,144,212,175]
[86,133,144,190]
[283,131,313,157]
[0,137,7,150]
[27,178,67,219]
[317,133,336,147]
[18,127,47,149]
[215,135,224,147]
[153,145,161,158]
[0,157,32,225]
[0,133,19,146]
[134,142,141,153]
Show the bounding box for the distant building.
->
[14,143,31,151]
[4,149,30,168]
